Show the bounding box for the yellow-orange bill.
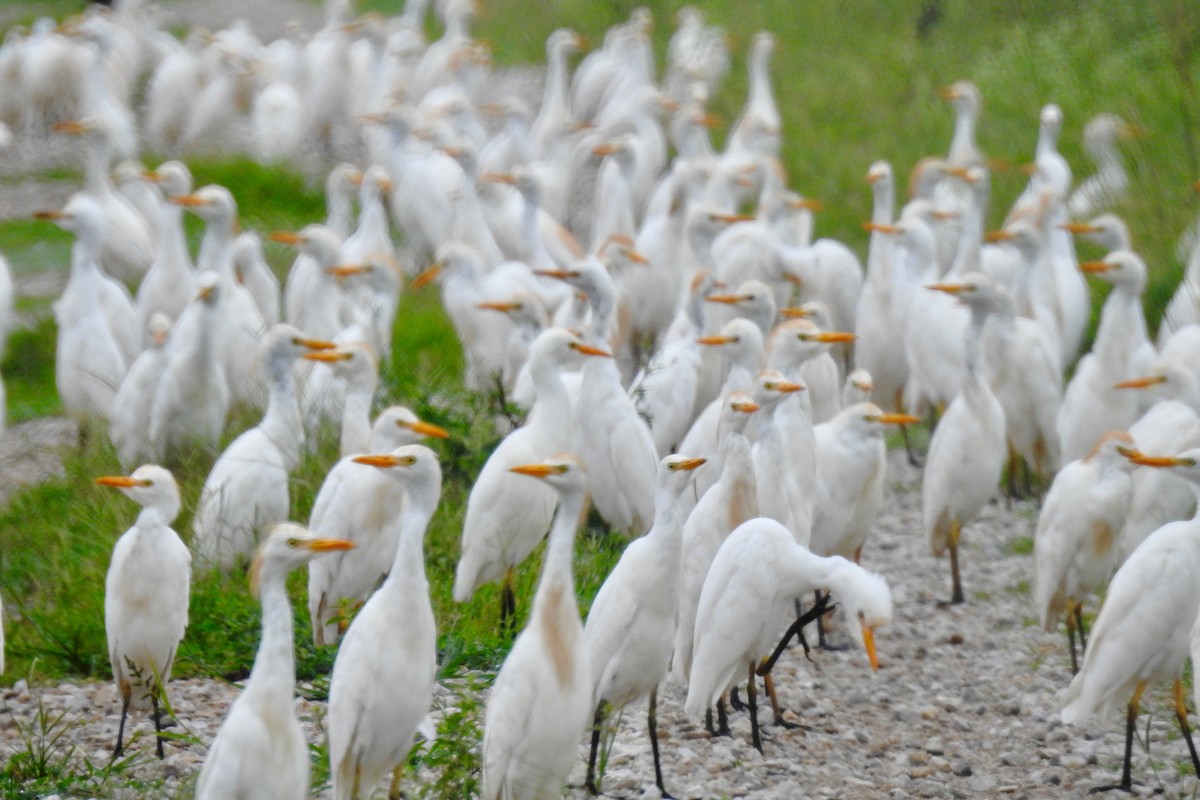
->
[1114,375,1166,390]
[510,463,554,477]
[572,342,613,358]
[876,413,920,425]
[352,454,401,468]
[862,623,879,672]
[95,476,149,488]
[410,263,442,289]
[676,457,706,471]
[408,420,450,439]
[1079,261,1109,274]
[307,538,356,552]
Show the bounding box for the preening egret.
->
[583,454,706,796]
[328,446,441,800]
[98,465,189,760]
[1061,448,1200,792]
[194,525,354,800]
[685,517,891,752]
[481,456,592,800]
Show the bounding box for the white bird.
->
[192,326,336,571]
[232,232,281,327]
[1061,447,1200,792]
[110,313,172,470]
[327,445,441,800]
[97,465,189,760]
[685,517,891,752]
[922,273,1007,604]
[583,453,706,796]
[1033,431,1136,673]
[284,164,361,331]
[481,455,593,800]
[149,272,229,462]
[673,391,760,684]
[841,368,875,407]
[812,402,919,564]
[302,340,380,458]
[454,329,609,625]
[135,160,196,337]
[194,525,354,800]
[856,161,906,411]
[1068,113,1137,221]
[306,407,449,646]
[1057,251,1155,464]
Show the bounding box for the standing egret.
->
[1033,431,1135,673]
[328,446,441,800]
[921,274,1007,604]
[454,329,609,627]
[194,525,354,800]
[307,408,450,646]
[583,454,706,797]
[98,465,189,759]
[192,326,336,571]
[481,456,592,800]
[1061,448,1200,792]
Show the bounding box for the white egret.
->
[685,517,891,752]
[922,274,1007,604]
[328,446,441,800]
[481,456,592,800]
[583,454,706,796]
[192,326,336,571]
[1061,448,1200,792]
[110,313,172,470]
[194,525,354,800]
[98,465,189,760]
[1033,431,1136,673]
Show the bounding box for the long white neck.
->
[340,378,377,457]
[386,484,436,585]
[260,353,304,470]
[532,484,585,618]
[246,567,297,706]
[949,108,977,165]
[198,220,235,281]
[526,350,572,436]
[156,201,193,274]
[778,546,846,600]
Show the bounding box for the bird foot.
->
[1087,783,1136,794]
[818,639,853,653]
[772,716,802,730]
[729,687,746,712]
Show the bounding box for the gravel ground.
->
[3,3,1199,800]
[3,454,1199,798]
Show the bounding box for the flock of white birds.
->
[4,0,1200,797]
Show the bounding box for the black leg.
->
[747,662,762,753]
[949,520,965,605]
[500,570,516,638]
[152,691,165,759]
[1089,683,1144,793]
[113,693,130,760]
[759,594,834,677]
[705,706,714,736]
[716,696,731,737]
[648,689,674,799]
[1076,604,1088,653]
[1175,681,1200,781]
[586,703,604,795]
[729,686,745,712]
[815,590,828,649]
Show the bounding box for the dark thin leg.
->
[152,691,164,759]
[705,706,715,735]
[949,520,964,605]
[1091,682,1144,793]
[113,694,130,760]
[716,696,731,737]
[1175,681,1200,781]
[1005,446,1018,510]
[897,390,921,467]
[586,703,604,794]
[816,590,828,648]
[648,689,674,799]
[500,570,516,638]
[763,672,799,729]
[1075,604,1088,653]
[760,594,834,677]
[729,686,745,712]
[747,662,762,753]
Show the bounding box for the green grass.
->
[4,0,1200,793]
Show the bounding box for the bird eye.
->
[765,382,777,390]
[404,456,417,466]
[857,610,866,621]
[287,537,301,548]
[1189,458,1198,467]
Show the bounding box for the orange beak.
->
[675,457,706,471]
[711,213,754,224]
[410,263,442,289]
[33,210,66,220]
[52,120,88,134]
[705,294,745,305]
[778,307,811,319]
[306,538,356,552]
[483,172,518,185]
[95,476,151,488]
[1127,454,1193,468]
[926,283,967,295]
[593,143,620,157]
[268,231,304,246]
[403,420,450,439]
[875,413,920,425]
[534,269,579,281]
[570,342,613,358]
[476,301,522,313]
[170,194,211,207]
[984,230,1014,243]
[1059,222,1098,234]
[624,249,650,265]
[352,454,404,468]
[1114,375,1167,389]
[788,197,823,211]
[862,222,902,235]
[510,463,555,477]
[328,264,369,278]
[776,381,805,393]
[303,350,353,363]
[696,335,735,346]
[732,401,760,414]
[805,331,856,343]
[862,623,879,672]
[1079,260,1109,274]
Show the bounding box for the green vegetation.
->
[3,0,1200,794]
